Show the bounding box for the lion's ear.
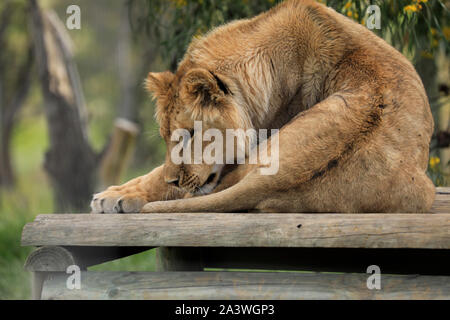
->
[145,71,175,100]
[182,68,229,105]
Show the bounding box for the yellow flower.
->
[404,0,427,13]
[347,11,353,17]
[430,157,440,169]
[404,5,418,12]
[344,2,352,9]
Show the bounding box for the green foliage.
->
[0,116,52,299]
[128,0,280,69]
[324,0,449,56]
[131,0,449,68]
[0,116,156,299]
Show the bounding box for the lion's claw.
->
[90,190,147,214]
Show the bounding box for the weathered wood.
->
[156,247,204,271]
[30,272,48,300]
[40,271,450,300]
[202,248,450,275]
[25,246,82,272]
[436,187,450,194]
[25,246,152,271]
[431,187,450,213]
[24,246,79,300]
[24,246,152,299]
[22,213,450,249]
[99,118,139,189]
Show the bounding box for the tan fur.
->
[92,0,435,214]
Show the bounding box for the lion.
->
[91,0,435,214]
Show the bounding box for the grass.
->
[0,116,50,299]
[0,114,157,300]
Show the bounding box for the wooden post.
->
[24,246,152,299]
[156,247,204,271]
[99,118,139,189]
[24,246,82,300]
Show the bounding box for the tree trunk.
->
[117,4,138,122]
[29,1,97,212]
[0,4,33,189]
[0,120,14,188]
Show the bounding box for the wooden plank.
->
[431,188,450,213]
[436,187,450,194]
[40,271,450,300]
[21,213,450,249]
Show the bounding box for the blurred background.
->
[0,0,448,299]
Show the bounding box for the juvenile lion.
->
[91,0,435,214]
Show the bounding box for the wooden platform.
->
[21,187,450,300]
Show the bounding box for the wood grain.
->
[40,271,450,300]
[431,187,450,213]
[21,213,450,249]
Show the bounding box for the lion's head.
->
[146,65,254,195]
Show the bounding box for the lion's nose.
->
[165,178,179,188]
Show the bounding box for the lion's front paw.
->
[90,190,147,214]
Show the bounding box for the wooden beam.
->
[40,271,450,300]
[22,213,450,249]
[431,187,450,213]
